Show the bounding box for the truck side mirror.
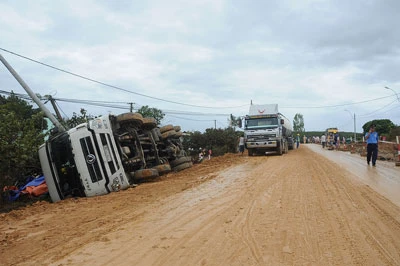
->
[280,119,284,124]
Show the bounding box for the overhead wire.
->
[166,114,217,122]
[0,48,248,109]
[357,99,399,118]
[280,95,394,109]
[55,100,69,119]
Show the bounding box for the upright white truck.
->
[244,104,293,156]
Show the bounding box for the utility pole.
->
[353,113,357,143]
[214,120,216,129]
[48,96,63,121]
[129,102,134,112]
[0,53,66,132]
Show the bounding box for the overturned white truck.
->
[244,104,294,156]
[40,114,190,202]
[0,53,191,203]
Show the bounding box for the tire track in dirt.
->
[305,146,400,265]
[2,148,400,266]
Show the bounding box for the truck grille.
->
[248,134,276,141]
[80,137,103,183]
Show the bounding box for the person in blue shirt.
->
[365,124,379,166]
[296,134,300,149]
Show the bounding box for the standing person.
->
[303,135,307,144]
[365,124,379,166]
[238,136,245,155]
[321,134,326,149]
[208,148,212,160]
[296,134,300,149]
[335,133,340,150]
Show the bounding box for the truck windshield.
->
[245,117,278,129]
[50,132,85,198]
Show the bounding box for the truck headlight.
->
[111,177,121,192]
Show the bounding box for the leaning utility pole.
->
[48,95,63,121]
[0,53,66,132]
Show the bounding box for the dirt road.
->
[1,145,400,266]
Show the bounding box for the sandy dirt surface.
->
[1,145,400,266]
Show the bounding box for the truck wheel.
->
[155,164,172,175]
[142,117,157,131]
[117,113,144,127]
[152,128,162,140]
[173,162,191,172]
[248,149,253,156]
[285,142,289,153]
[170,156,191,167]
[133,168,159,180]
[161,129,176,139]
[173,131,183,138]
[277,141,283,155]
[160,124,174,133]
[288,142,294,150]
[151,128,160,142]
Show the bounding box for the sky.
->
[1,0,400,134]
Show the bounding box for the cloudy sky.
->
[1,0,399,133]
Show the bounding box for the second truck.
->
[244,104,294,156]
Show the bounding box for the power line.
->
[55,100,69,119]
[0,48,248,109]
[166,114,216,122]
[2,89,399,121]
[0,89,231,117]
[358,100,399,118]
[280,95,394,109]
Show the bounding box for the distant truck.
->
[244,104,293,156]
[1,53,191,203]
[325,127,339,150]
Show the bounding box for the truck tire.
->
[288,141,294,150]
[155,164,172,175]
[173,131,183,138]
[160,124,174,133]
[117,113,144,127]
[173,162,191,172]
[161,129,176,139]
[151,129,160,142]
[248,149,254,156]
[170,156,191,167]
[153,128,162,140]
[133,168,159,180]
[142,117,157,131]
[277,141,283,155]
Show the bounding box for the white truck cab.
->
[244,104,293,155]
[39,115,130,202]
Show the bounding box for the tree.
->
[293,113,305,133]
[229,114,242,128]
[182,127,241,158]
[362,119,395,136]
[65,108,93,128]
[0,93,48,193]
[136,105,165,125]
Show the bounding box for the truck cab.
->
[244,104,293,156]
[39,115,130,202]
